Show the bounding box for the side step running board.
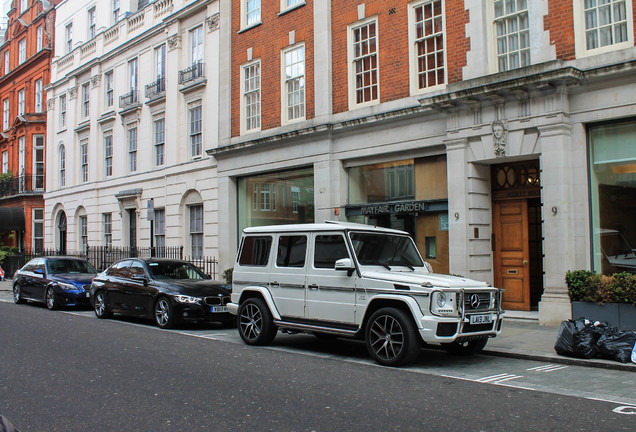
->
[273,319,359,336]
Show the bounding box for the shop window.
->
[238,167,314,233]
[348,160,414,205]
[425,236,436,259]
[589,121,636,275]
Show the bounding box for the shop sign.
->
[346,199,448,217]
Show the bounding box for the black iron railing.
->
[119,90,139,109]
[145,77,166,99]
[178,62,205,85]
[2,245,218,279]
[0,172,45,198]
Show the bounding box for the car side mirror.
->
[335,258,355,277]
[131,273,148,285]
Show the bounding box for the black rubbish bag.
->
[554,319,601,359]
[597,331,636,363]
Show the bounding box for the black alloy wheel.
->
[443,338,488,356]
[93,291,112,319]
[237,297,276,345]
[365,307,420,366]
[13,284,25,304]
[46,287,59,310]
[154,297,175,329]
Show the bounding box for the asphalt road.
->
[0,301,634,432]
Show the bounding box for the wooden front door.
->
[493,199,530,311]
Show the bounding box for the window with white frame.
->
[104,132,113,177]
[154,208,165,250]
[113,0,120,25]
[20,0,27,14]
[154,117,165,166]
[103,213,112,248]
[189,205,203,258]
[82,82,90,118]
[35,79,43,113]
[1,150,7,173]
[191,26,204,65]
[80,139,88,182]
[4,51,9,74]
[88,7,96,39]
[128,127,137,172]
[18,137,25,179]
[59,144,66,187]
[291,186,300,213]
[242,61,261,133]
[18,89,25,115]
[494,0,530,72]
[283,45,305,122]
[189,105,202,157]
[33,209,44,252]
[3,98,9,129]
[282,0,303,11]
[33,135,45,190]
[350,20,379,106]
[18,39,26,64]
[37,26,43,52]
[65,23,73,54]
[59,94,66,128]
[155,45,166,80]
[582,0,631,51]
[79,215,88,251]
[412,0,445,91]
[243,0,261,28]
[105,71,114,108]
[129,58,138,92]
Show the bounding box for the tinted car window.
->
[314,234,349,269]
[276,235,307,267]
[47,259,97,274]
[147,261,206,280]
[129,261,147,279]
[239,236,272,266]
[32,258,45,274]
[21,260,36,272]
[106,260,132,278]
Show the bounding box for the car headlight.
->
[174,295,201,304]
[430,291,457,316]
[58,282,78,291]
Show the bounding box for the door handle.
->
[308,284,318,290]
[270,281,280,287]
[522,260,528,266]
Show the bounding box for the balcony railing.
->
[145,77,166,99]
[178,62,205,85]
[0,172,45,198]
[119,90,139,109]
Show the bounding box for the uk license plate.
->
[85,292,90,298]
[211,306,228,313]
[469,314,492,325]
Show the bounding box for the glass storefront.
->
[346,156,449,273]
[237,167,314,233]
[589,120,636,275]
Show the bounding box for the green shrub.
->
[566,270,636,305]
[222,267,233,285]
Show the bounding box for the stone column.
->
[538,122,575,325]
[445,138,470,277]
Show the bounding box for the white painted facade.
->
[45,0,221,261]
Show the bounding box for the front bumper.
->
[417,312,504,343]
[173,302,234,323]
[56,288,91,306]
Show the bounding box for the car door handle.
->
[308,284,318,290]
[270,281,280,287]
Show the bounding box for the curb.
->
[482,348,636,372]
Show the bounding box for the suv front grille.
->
[204,296,229,306]
[463,292,492,312]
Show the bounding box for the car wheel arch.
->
[238,287,280,320]
[361,297,421,337]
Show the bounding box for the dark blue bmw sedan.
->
[13,257,98,310]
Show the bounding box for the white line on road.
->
[527,364,569,373]
[476,373,523,384]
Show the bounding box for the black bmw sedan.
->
[90,258,233,329]
[13,257,97,310]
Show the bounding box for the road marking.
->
[613,406,636,415]
[476,373,523,384]
[527,364,569,373]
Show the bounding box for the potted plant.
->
[566,270,636,330]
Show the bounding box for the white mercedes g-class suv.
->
[228,221,504,366]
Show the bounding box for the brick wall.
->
[544,0,575,60]
[231,2,315,138]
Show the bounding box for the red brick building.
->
[0,0,57,251]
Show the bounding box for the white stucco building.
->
[45,0,221,262]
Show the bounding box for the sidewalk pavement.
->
[0,277,634,371]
